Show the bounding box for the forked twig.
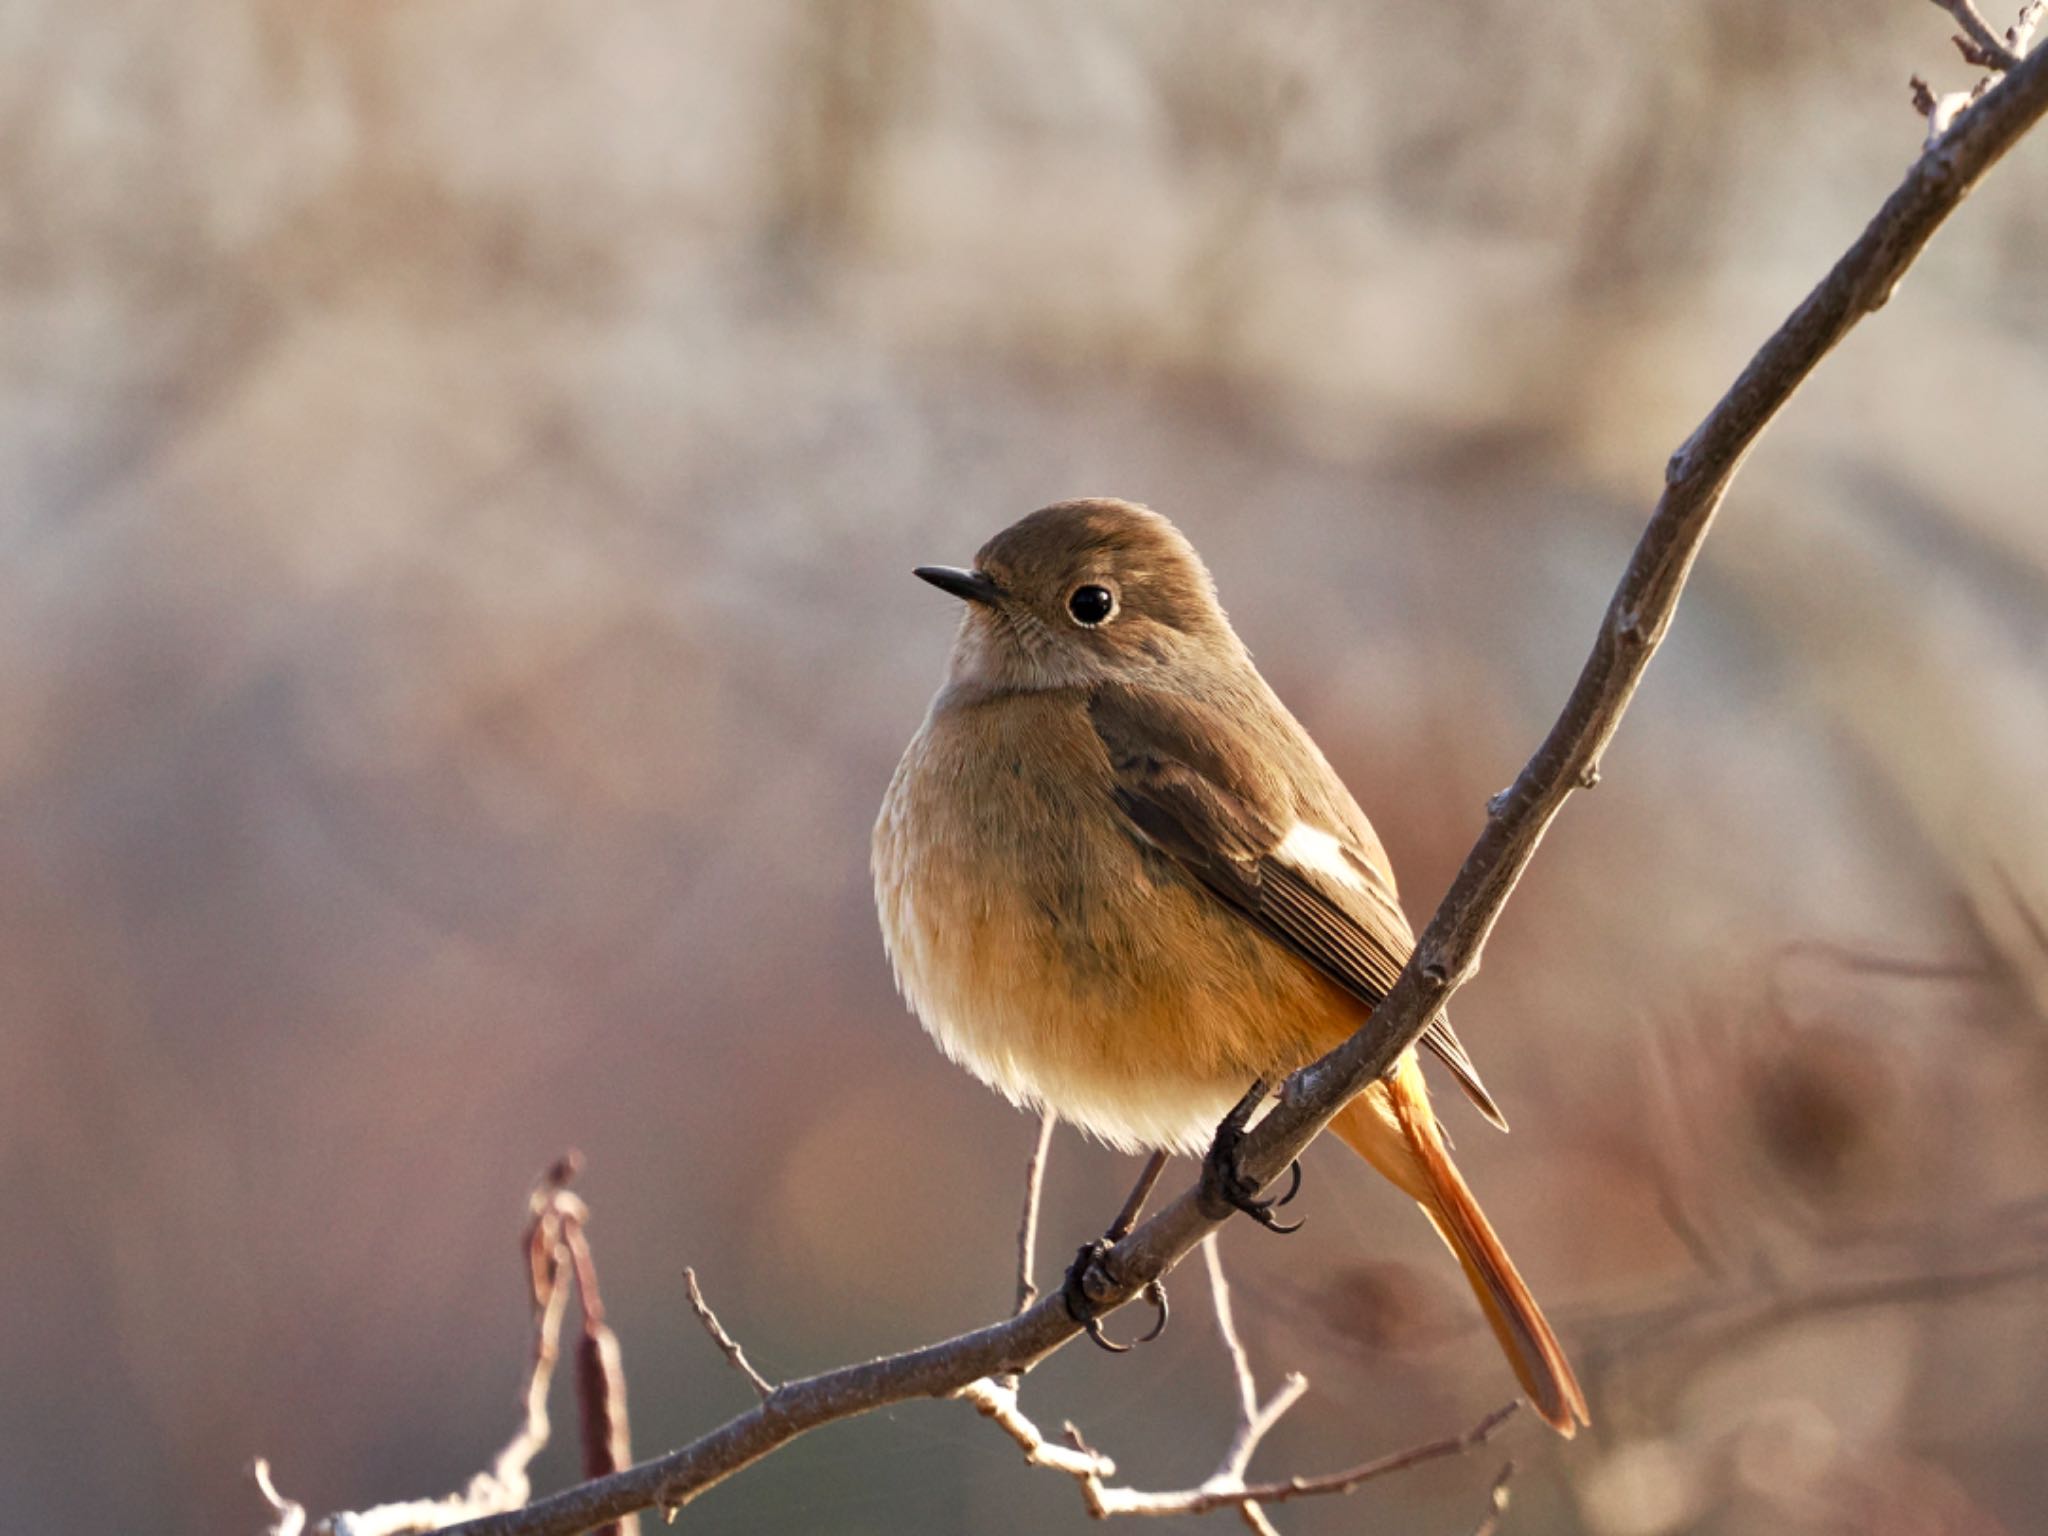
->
[1064,1402,1520,1521]
[961,1360,1513,1528]
[969,1231,1514,1531]
[1199,1236,1305,1533]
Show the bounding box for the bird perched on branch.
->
[873,498,1586,1435]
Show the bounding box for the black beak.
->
[913,565,1004,605]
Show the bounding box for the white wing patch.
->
[1276,822,1370,891]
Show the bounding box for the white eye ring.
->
[1066,583,1118,627]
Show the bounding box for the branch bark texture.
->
[442,38,2048,1536]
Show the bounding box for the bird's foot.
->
[1062,1240,1169,1353]
[1198,1079,1305,1232]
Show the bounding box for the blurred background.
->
[5,2,2048,1532]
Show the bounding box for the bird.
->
[872,498,1587,1435]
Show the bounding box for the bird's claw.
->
[1063,1240,1170,1352]
[1272,1157,1304,1209]
[1199,1082,1306,1232]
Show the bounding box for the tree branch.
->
[406,21,2048,1536]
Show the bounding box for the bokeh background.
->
[6,2,2048,1533]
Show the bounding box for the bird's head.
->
[916,499,1245,694]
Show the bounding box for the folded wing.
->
[1087,682,1507,1131]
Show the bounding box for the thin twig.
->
[1201,1237,1304,1536]
[958,1378,1121,1479]
[1106,1151,1171,1242]
[998,1112,1060,1393]
[1016,1112,1057,1317]
[1202,1237,1308,1487]
[684,1268,775,1401]
[432,29,2048,1536]
[1205,1236,1261,1440]
[1931,0,2026,68]
[250,1460,307,1536]
[1239,1491,1283,1536]
[1468,1463,1517,1536]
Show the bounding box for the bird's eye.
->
[1066,584,1117,627]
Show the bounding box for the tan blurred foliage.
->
[3,3,2046,1533]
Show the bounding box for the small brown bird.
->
[873,499,1587,1434]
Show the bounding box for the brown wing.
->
[1088,682,1507,1131]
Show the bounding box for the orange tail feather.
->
[1329,1065,1589,1436]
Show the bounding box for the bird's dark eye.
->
[1067,583,1117,627]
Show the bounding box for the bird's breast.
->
[873,691,1350,1153]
